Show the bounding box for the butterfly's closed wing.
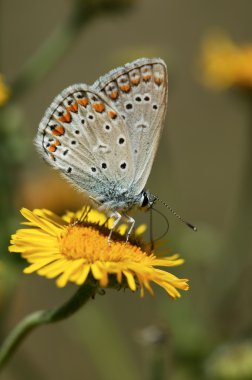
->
[36,84,135,203]
[93,58,168,193]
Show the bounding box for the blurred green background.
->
[1,0,252,379]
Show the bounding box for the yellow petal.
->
[123,270,136,291]
[56,259,85,288]
[76,265,90,286]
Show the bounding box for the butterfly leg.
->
[89,196,122,244]
[123,214,135,243]
[108,211,122,245]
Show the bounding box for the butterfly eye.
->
[141,191,149,207]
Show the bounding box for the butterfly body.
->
[36,58,168,240]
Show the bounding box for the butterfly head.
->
[140,190,157,210]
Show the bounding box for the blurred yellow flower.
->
[200,33,252,89]
[9,207,189,298]
[0,75,10,106]
[17,171,84,212]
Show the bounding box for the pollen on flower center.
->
[58,224,146,262]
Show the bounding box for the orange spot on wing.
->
[92,102,105,113]
[54,139,61,146]
[131,78,140,85]
[120,84,131,93]
[49,144,56,152]
[58,112,71,123]
[143,74,151,81]
[77,98,89,107]
[154,75,163,85]
[110,91,118,100]
[52,126,65,136]
[108,110,117,119]
[67,102,78,113]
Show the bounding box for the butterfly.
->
[36,58,168,242]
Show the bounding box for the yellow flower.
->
[0,75,10,106]
[200,32,252,89]
[9,207,189,299]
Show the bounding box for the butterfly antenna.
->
[155,196,197,231]
[151,207,170,240]
[149,207,156,251]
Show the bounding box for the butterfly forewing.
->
[92,58,168,193]
[36,84,135,201]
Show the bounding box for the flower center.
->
[58,225,149,263]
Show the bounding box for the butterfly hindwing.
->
[36,84,135,200]
[92,57,168,193]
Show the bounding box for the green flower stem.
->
[150,348,166,380]
[0,284,96,371]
